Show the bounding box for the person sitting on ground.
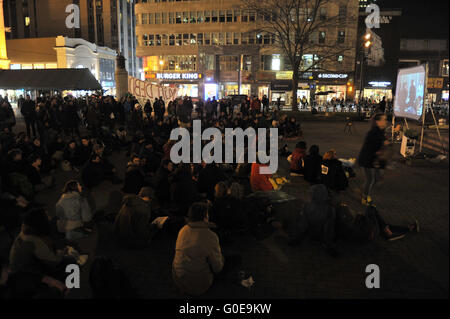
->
[122,155,147,195]
[197,163,228,201]
[169,163,199,216]
[25,154,54,193]
[289,184,339,257]
[289,141,307,176]
[9,209,77,283]
[75,136,92,167]
[285,117,301,138]
[55,180,92,241]
[320,149,348,194]
[153,159,174,207]
[303,145,323,184]
[63,140,79,169]
[172,202,224,296]
[81,153,122,188]
[250,159,275,192]
[114,187,165,248]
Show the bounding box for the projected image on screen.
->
[394,65,426,120]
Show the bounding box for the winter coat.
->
[250,163,274,191]
[290,147,306,172]
[197,164,227,200]
[9,232,63,275]
[172,221,224,296]
[303,154,323,184]
[122,164,146,195]
[114,195,158,247]
[320,159,348,192]
[55,192,92,233]
[358,126,386,168]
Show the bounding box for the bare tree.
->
[242,0,358,111]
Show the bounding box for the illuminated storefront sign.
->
[156,73,202,80]
[318,73,349,79]
[368,81,391,87]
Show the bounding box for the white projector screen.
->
[393,65,426,120]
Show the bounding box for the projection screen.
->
[393,64,427,120]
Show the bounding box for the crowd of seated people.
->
[0,93,419,298]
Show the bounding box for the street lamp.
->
[359,31,372,117]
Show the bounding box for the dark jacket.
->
[303,154,323,184]
[122,164,146,195]
[321,159,348,192]
[197,164,227,200]
[114,195,158,247]
[358,126,386,168]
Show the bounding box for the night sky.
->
[379,0,449,38]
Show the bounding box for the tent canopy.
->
[0,69,102,91]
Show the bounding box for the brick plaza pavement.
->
[2,119,448,299]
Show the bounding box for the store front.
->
[258,85,269,99]
[270,81,292,106]
[204,83,219,100]
[148,72,202,98]
[314,72,351,104]
[442,90,449,101]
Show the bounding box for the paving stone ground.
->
[2,118,448,299]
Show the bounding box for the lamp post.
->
[358,31,372,118]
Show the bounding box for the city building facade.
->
[2,0,138,77]
[355,9,402,102]
[135,0,359,106]
[399,38,449,102]
[5,36,116,98]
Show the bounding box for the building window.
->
[183,12,189,23]
[234,10,241,22]
[212,11,218,23]
[162,13,167,24]
[442,60,449,76]
[190,33,197,45]
[337,31,345,43]
[176,34,182,46]
[143,34,148,46]
[319,31,326,44]
[263,34,270,44]
[169,12,174,24]
[248,32,255,44]
[219,11,225,23]
[204,11,211,23]
[339,5,347,24]
[226,32,232,45]
[226,10,233,23]
[169,34,175,46]
[233,33,240,45]
[162,34,168,46]
[241,33,248,44]
[155,13,160,24]
[156,34,161,46]
[204,33,211,45]
[176,12,182,24]
[256,33,263,44]
[197,11,204,23]
[337,55,344,62]
[197,33,203,45]
[249,10,256,22]
[219,33,226,45]
[320,7,327,20]
[183,33,189,45]
[190,12,196,23]
[242,10,248,22]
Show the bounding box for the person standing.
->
[21,95,37,138]
[358,113,389,205]
[378,96,386,113]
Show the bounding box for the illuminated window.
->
[10,64,21,70]
[25,17,31,26]
[33,64,45,69]
[22,64,33,69]
[272,54,281,71]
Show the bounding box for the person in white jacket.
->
[56,180,92,240]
